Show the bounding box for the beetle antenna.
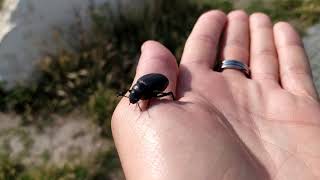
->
[117,91,129,98]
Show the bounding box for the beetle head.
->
[129,90,140,104]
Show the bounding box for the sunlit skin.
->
[112,10,320,180]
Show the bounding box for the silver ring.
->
[221,60,250,77]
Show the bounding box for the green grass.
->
[0,0,320,179]
[0,147,121,180]
[246,0,320,32]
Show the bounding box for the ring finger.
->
[221,10,250,78]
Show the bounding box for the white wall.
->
[0,0,145,88]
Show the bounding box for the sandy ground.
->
[0,113,111,167]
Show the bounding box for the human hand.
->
[112,10,320,180]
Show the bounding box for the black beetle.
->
[118,73,175,104]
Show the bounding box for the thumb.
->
[112,40,178,131]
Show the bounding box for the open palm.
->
[112,10,320,180]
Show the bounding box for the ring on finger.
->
[221,60,250,77]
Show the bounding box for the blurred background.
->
[0,0,319,179]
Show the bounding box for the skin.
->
[112,10,320,180]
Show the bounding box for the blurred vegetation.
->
[0,0,233,132]
[0,147,121,180]
[246,0,320,32]
[0,0,3,10]
[1,0,319,132]
[0,0,320,179]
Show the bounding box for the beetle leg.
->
[137,103,142,111]
[156,92,175,100]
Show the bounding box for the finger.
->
[180,10,227,71]
[274,22,318,99]
[112,41,178,176]
[250,13,279,85]
[221,10,250,77]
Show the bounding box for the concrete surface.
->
[304,23,320,94]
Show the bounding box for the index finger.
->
[180,10,227,71]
